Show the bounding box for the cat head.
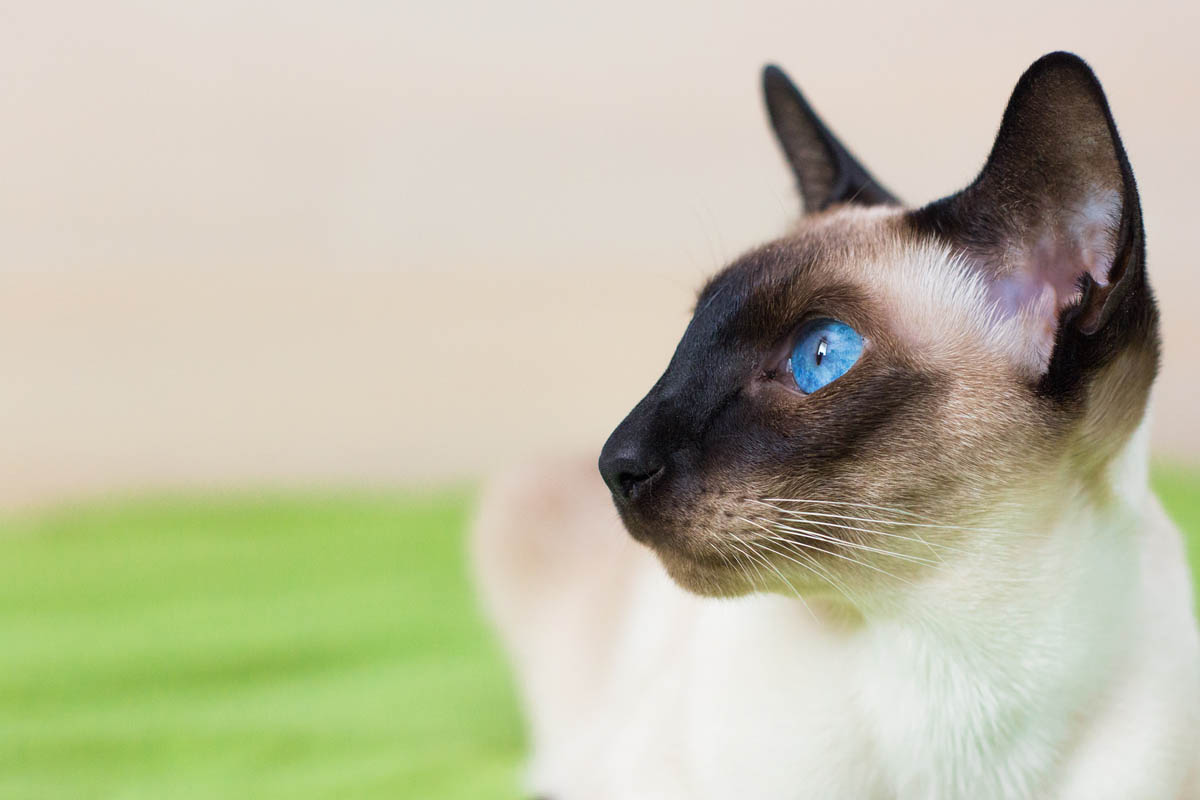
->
[598,52,1158,601]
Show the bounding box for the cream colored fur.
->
[474,420,1200,799]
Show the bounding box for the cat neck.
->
[847,418,1155,792]
[895,414,1152,628]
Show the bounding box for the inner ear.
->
[763,65,898,214]
[911,52,1143,376]
[986,186,1122,368]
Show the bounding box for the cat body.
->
[477,428,1199,799]
[474,53,1200,798]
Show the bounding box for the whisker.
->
[726,544,759,593]
[736,538,818,621]
[705,540,743,588]
[764,497,932,519]
[781,541,863,607]
[735,521,859,607]
[751,500,959,559]
[778,534,914,586]
[762,497,1011,533]
[796,547,861,606]
[739,516,913,585]
[752,499,979,539]
[768,521,939,568]
[764,530,919,584]
[725,536,769,593]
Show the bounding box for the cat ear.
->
[911,52,1154,385]
[763,65,898,213]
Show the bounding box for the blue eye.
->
[789,319,863,394]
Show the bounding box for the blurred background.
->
[3,1,1198,798]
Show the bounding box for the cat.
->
[473,52,1200,799]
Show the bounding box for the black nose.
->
[598,444,665,504]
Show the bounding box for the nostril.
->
[616,464,665,499]
[598,448,665,503]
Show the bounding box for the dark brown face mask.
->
[597,53,1158,599]
[599,65,903,542]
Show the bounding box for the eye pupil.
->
[815,338,827,365]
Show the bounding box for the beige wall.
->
[2,1,1198,506]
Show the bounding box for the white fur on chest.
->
[544,517,1193,800]
[518,505,1197,798]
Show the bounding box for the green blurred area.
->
[0,489,523,800]
[1,469,1198,799]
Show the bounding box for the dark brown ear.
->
[910,52,1156,391]
[763,65,898,213]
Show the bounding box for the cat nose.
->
[598,442,666,505]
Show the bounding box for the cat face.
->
[598,53,1159,600]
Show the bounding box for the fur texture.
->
[473,52,1200,799]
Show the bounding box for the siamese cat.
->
[474,52,1200,799]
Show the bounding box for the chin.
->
[622,515,760,598]
[652,541,753,599]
